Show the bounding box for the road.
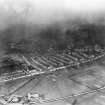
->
[0,52,105,83]
[1,65,105,105]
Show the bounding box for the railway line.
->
[35,84,105,104]
[1,65,105,105]
[0,49,105,82]
[0,48,105,105]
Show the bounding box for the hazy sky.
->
[0,0,105,29]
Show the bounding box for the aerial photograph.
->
[0,0,105,105]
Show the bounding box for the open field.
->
[1,65,105,105]
[0,48,105,105]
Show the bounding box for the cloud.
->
[0,0,105,73]
[0,0,105,28]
